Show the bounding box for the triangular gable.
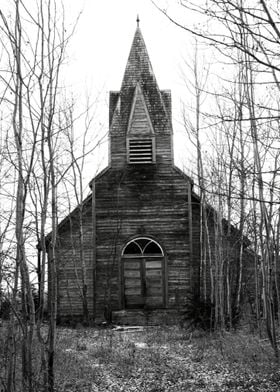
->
[127,83,154,136]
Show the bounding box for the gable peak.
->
[127,83,154,136]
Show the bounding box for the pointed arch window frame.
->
[127,83,156,164]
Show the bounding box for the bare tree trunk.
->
[4,2,37,389]
[245,54,279,360]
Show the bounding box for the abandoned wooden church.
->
[48,24,251,325]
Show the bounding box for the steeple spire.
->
[120,25,156,91]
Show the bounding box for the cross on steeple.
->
[136,14,140,27]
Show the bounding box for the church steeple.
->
[120,24,158,96]
[109,25,173,168]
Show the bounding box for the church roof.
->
[110,24,172,136]
[120,25,157,92]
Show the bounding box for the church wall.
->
[52,198,95,322]
[50,179,253,324]
[93,165,200,321]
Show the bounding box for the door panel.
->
[146,286,162,295]
[123,259,144,308]
[144,257,164,308]
[125,287,142,295]
[124,278,141,287]
[124,270,141,278]
[145,260,162,269]
[123,256,164,309]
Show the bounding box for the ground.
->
[54,325,280,392]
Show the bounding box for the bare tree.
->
[0,0,78,390]
[153,0,280,350]
[59,96,104,325]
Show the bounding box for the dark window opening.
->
[123,238,163,256]
[123,242,142,255]
[137,238,150,249]
[144,241,162,254]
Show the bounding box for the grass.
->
[53,326,280,392]
[0,322,279,391]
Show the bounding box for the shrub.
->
[0,297,11,320]
[181,293,214,331]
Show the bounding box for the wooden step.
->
[111,309,180,326]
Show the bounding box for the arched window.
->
[122,237,165,309]
[122,237,163,256]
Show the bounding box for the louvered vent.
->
[128,138,154,164]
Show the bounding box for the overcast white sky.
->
[67,1,188,95]
[63,0,197,173]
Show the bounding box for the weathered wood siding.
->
[93,165,200,320]
[53,197,95,321]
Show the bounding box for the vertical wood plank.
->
[92,180,96,319]
[188,181,194,294]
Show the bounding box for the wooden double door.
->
[123,256,165,308]
[122,238,165,309]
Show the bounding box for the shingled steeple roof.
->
[120,25,157,92]
[109,24,172,136]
